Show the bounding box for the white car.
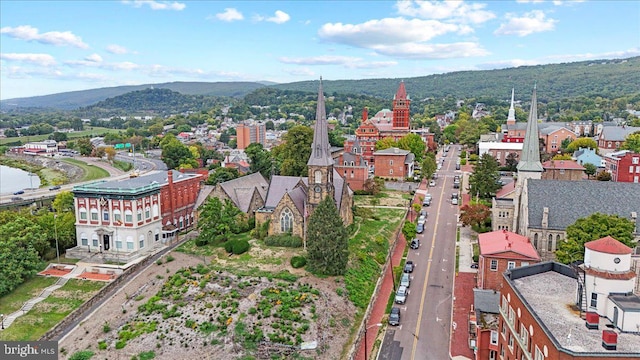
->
[452,197,458,205]
[429,180,436,187]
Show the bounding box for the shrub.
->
[69,350,95,360]
[195,237,208,247]
[264,234,303,248]
[290,256,307,268]
[115,340,127,349]
[251,219,270,240]
[103,321,111,333]
[98,341,107,350]
[224,240,250,254]
[460,158,467,165]
[166,255,175,262]
[138,351,156,360]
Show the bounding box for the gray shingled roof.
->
[219,173,268,212]
[599,126,640,142]
[473,288,500,314]
[264,175,307,208]
[517,86,543,173]
[341,152,366,166]
[506,122,528,131]
[194,185,214,210]
[526,179,640,234]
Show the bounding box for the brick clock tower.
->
[307,78,335,215]
[392,81,410,129]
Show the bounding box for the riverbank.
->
[0,154,81,187]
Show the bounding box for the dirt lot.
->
[59,244,357,360]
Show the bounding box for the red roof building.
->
[477,230,541,291]
[584,236,632,255]
[541,159,585,180]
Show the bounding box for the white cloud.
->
[214,8,244,22]
[516,0,585,5]
[121,0,185,11]
[0,25,88,48]
[106,44,130,54]
[347,61,398,69]
[279,55,397,70]
[319,18,461,47]
[395,0,495,24]
[0,53,56,66]
[265,10,291,24]
[85,54,103,63]
[494,10,557,36]
[284,67,316,77]
[372,42,489,59]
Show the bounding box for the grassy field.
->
[59,158,110,181]
[0,127,122,146]
[0,279,105,341]
[0,276,58,316]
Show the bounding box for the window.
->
[137,209,142,222]
[489,350,497,360]
[508,334,514,351]
[126,236,134,250]
[534,346,544,360]
[314,170,322,184]
[90,208,98,221]
[547,234,553,251]
[115,235,122,249]
[630,166,634,173]
[490,259,498,271]
[79,207,87,220]
[92,234,99,247]
[350,171,354,178]
[502,296,508,314]
[145,206,150,219]
[113,210,122,223]
[490,330,498,345]
[591,293,598,308]
[103,210,109,221]
[152,204,159,217]
[125,210,133,223]
[501,321,507,337]
[389,169,393,175]
[500,344,505,357]
[139,235,145,249]
[280,208,293,233]
[508,306,515,326]
[350,161,354,166]
[521,262,530,267]
[559,169,565,174]
[533,233,538,248]
[390,160,394,165]
[155,229,160,242]
[507,261,516,270]
[633,157,639,165]
[81,233,88,246]
[520,324,529,353]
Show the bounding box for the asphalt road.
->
[379,145,461,360]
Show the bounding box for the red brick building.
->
[499,262,640,360]
[541,160,585,180]
[372,147,414,180]
[334,139,369,191]
[604,150,640,183]
[477,230,540,291]
[539,126,578,153]
[236,122,266,150]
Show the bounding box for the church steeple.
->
[392,81,410,129]
[507,88,516,125]
[517,84,543,175]
[308,77,333,167]
[307,77,334,211]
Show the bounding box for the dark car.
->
[404,260,414,273]
[11,197,23,201]
[420,209,427,217]
[13,190,24,195]
[471,263,479,269]
[49,185,61,191]
[416,223,425,234]
[388,307,401,326]
[410,238,420,249]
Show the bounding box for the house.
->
[498,256,640,359]
[334,139,369,191]
[68,170,204,262]
[603,150,640,183]
[478,141,522,166]
[573,147,604,168]
[253,79,354,241]
[471,289,500,360]
[597,126,640,152]
[372,147,414,180]
[210,172,269,215]
[476,230,541,291]
[539,125,578,153]
[541,160,585,180]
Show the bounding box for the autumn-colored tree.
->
[459,203,491,232]
[566,138,598,153]
[596,171,612,181]
[104,147,116,161]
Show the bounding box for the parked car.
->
[416,223,425,234]
[401,272,411,288]
[471,263,479,269]
[422,198,431,206]
[388,307,401,326]
[410,238,420,250]
[418,215,426,225]
[404,260,414,273]
[13,190,24,195]
[429,180,436,187]
[395,286,408,304]
[452,197,458,205]
[49,185,61,191]
[455,164,460,170]
[424,193,432,201]
[453,182,460,189]
[420,209,427,217]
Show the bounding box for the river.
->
[0,164,41,194]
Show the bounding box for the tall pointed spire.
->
[308,77,334,166]
[517,84,543,173]
[507,88,516,124]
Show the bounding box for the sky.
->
[1,0,639,100]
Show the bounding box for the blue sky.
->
[1,0,639,100]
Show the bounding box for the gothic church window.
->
[314,170,322,184]
[280,208,293,233]
[547,234,553,251]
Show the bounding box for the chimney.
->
[542,207,549,229]
[585,312,599,330]
[602,330,617,350]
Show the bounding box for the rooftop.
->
[510,263,640,354]
[585,236,633,255]
[478,230,540,260]
[73,170,201,195]
[542,160,585,170]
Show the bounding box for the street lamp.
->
[364,323,382,360]
[1,313,4,329]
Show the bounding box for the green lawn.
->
[59,158,110,181]
[0,276,58,316]
[0,279,105,341]
[0,127,122,145]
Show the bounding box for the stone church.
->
[253,79,354,240]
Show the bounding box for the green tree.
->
[420,153,437,180]
[566,138,598,153]
[328,129,346,147]
[596,171,612,181]
[505,153,518,172]
[622,132,640,153]
[306,195,349,276]
[402,221,417,241]
[206,167,240,185]
[160,134,193,170]
[362,177,384,195]
[397,133,426,162]
[76,138,94,156]
[468,153,501,199]
[272,125,313,177]
[52,132,68,142]
[375,137,398,151]
[197,197,242,245]
[52,191,75,213]
[4,128,19,137]
[583,163,597,179]
[245,143,273,179]
[556,213,636,264]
